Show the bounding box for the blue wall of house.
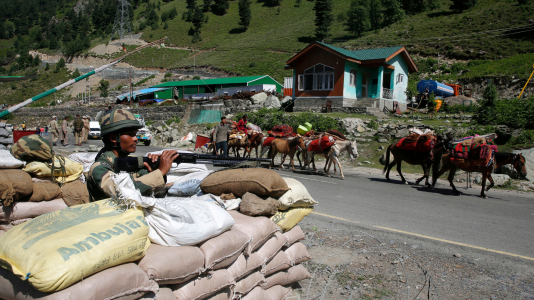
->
[342,55,410,102]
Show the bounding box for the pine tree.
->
[71,68,81,78]
[450,0,477,12]
[345,0,369,37]
[213,0,229,15]
[482,83,497,107]
[382,0,405,26]
[98,79,110,97]
[238,0,252,30]
[313,0,333,41]
[191,6,205,41]
[369,0,382,30]
[295,0,301,7]
[57,57,66,68]
[164,22,169,29]
[45,63,50,71]
[203,0,213,11]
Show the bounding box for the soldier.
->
[73,114,84,146]
[82,115,90,143]
[61,116,69,146]
[49,116,59,146]
[87,108,178,202]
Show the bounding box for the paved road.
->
[53,133,534,260]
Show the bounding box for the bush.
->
[165,73,173,77]
[510,130,534,144]
[443,104,473,114]
[165,116,181,126]
[473,96,534,129]
[193,75,200,80]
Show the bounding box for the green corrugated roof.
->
[317,41,403,61]
[151,75,276,88]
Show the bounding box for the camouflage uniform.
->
[87,151,165,201]
[73,117,84,145]
[86,108,163,201]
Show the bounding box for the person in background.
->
[44,124,48,136]
[49,116,60,146]
[21,121,26,131]
[39,126,44,137]
[212,116,232,157]
[73,114,84,146]
[236,114,248,135]
[82,116,90,143]
[61,116,69,146]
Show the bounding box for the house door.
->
[383,73,391,89]
[361,73,369,97]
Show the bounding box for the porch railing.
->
[382,88,394,100]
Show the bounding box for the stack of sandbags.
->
[0,123,13,150]
[270,177,316,232]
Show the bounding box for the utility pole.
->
[110,0,132,42]
[437,53,440,79]
[129,67,133,108]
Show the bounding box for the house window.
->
[397,74,404,84]
[299,64,335,91]
[349,69,357,87]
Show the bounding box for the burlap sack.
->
[240,192,279,216]
[256,232,289,263]
[285,242,311,265]
[200,168,290,198]
[242,286,268,300]
[264,285,293,300]
[263,265,311,289]
[283,226,305,246]
[0,263,158,300]
[234,271,266,297]
[204,288,233,300]
[0,169,33,206]
[138,244,205,285]
[227,253,264,281]
[199,229,251,270]
[61,180,90,206]
[263,251,291,276]
[172,269,235,300]
[138,287,176,300]
[0,199,67,222]
[228,210,280,255]
[28,182,61,202]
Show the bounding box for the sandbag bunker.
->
[0,137,316,300]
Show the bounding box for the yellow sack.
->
[22,157,83,183]
[0,200,150,292]
[271,207,313,232]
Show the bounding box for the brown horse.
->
[243,132,264,158]
[228,135,249,157]
[432,151,527,198]
[268,136,306,171]
[383,135,445,186]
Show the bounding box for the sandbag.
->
[0,150,25,169]
[241,286,268,300]
[263,265,311,290]
[256,232,289,263]
[171,269,235,300]
[227,253,264,281]
[228,210,280,255]
[9,218,32,226]
[138,244,205,285]
[0,263,158,300]
[10,135,54,162]
[0,199,67,223]
[285,242,311,265]
[0,200,150,292]
[271,207,313,232]
[204,288,233,300]
[199,229,251,270]
[278,178,317,210]
[28,182,61,202]
[168,163,209,175]
[263,251,291,276]
[283,226,305,246]
[200,168,289,198]
[0,169,33,206]
[264,285,292,300]
[23,157,84,183]
[145,197,235,246]
[61,180,90,206]
[67,152,97,173]
[240,192,279,216]
[139,287,177,300]
[0,222,12,232]
[234,271,266,297]
[168,170,213,197]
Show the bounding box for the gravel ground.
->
[286,216,534,300]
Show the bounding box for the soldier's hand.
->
[147,153,161,163]
[157,150,179,176]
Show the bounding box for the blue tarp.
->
[188,109,223,124]
[116,88,171,101]
[139,99,166,103]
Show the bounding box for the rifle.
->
[113,152,272,173]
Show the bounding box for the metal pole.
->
[129,67,132,108]
[517,63,534,99]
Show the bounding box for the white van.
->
[88,121,101,139]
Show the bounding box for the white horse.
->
[301,140,359,179]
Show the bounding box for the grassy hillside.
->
[120,0,534,82]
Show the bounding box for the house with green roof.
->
[285,41,418,112]
[151,75,282,100]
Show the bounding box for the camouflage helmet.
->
[100,108,142,136]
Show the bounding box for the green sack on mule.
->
[10,135,54,162]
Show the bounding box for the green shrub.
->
[165,73,173,77]
[193,75,200,80]
[473,96,534,129]
[165,116,181,125]
[367,119,378,130]
[443,104,473,114]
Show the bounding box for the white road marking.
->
[281,173,337,185]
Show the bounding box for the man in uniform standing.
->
[49,116,59,146]
[61,116,69,146]
[82,116,90,143]
[73,114,84,146]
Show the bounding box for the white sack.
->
[67,152,97,172]
[168,170,213,197]
[0,150,24,169]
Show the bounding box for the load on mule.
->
[431,134,527,198]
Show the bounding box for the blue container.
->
[417,80,455,97]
